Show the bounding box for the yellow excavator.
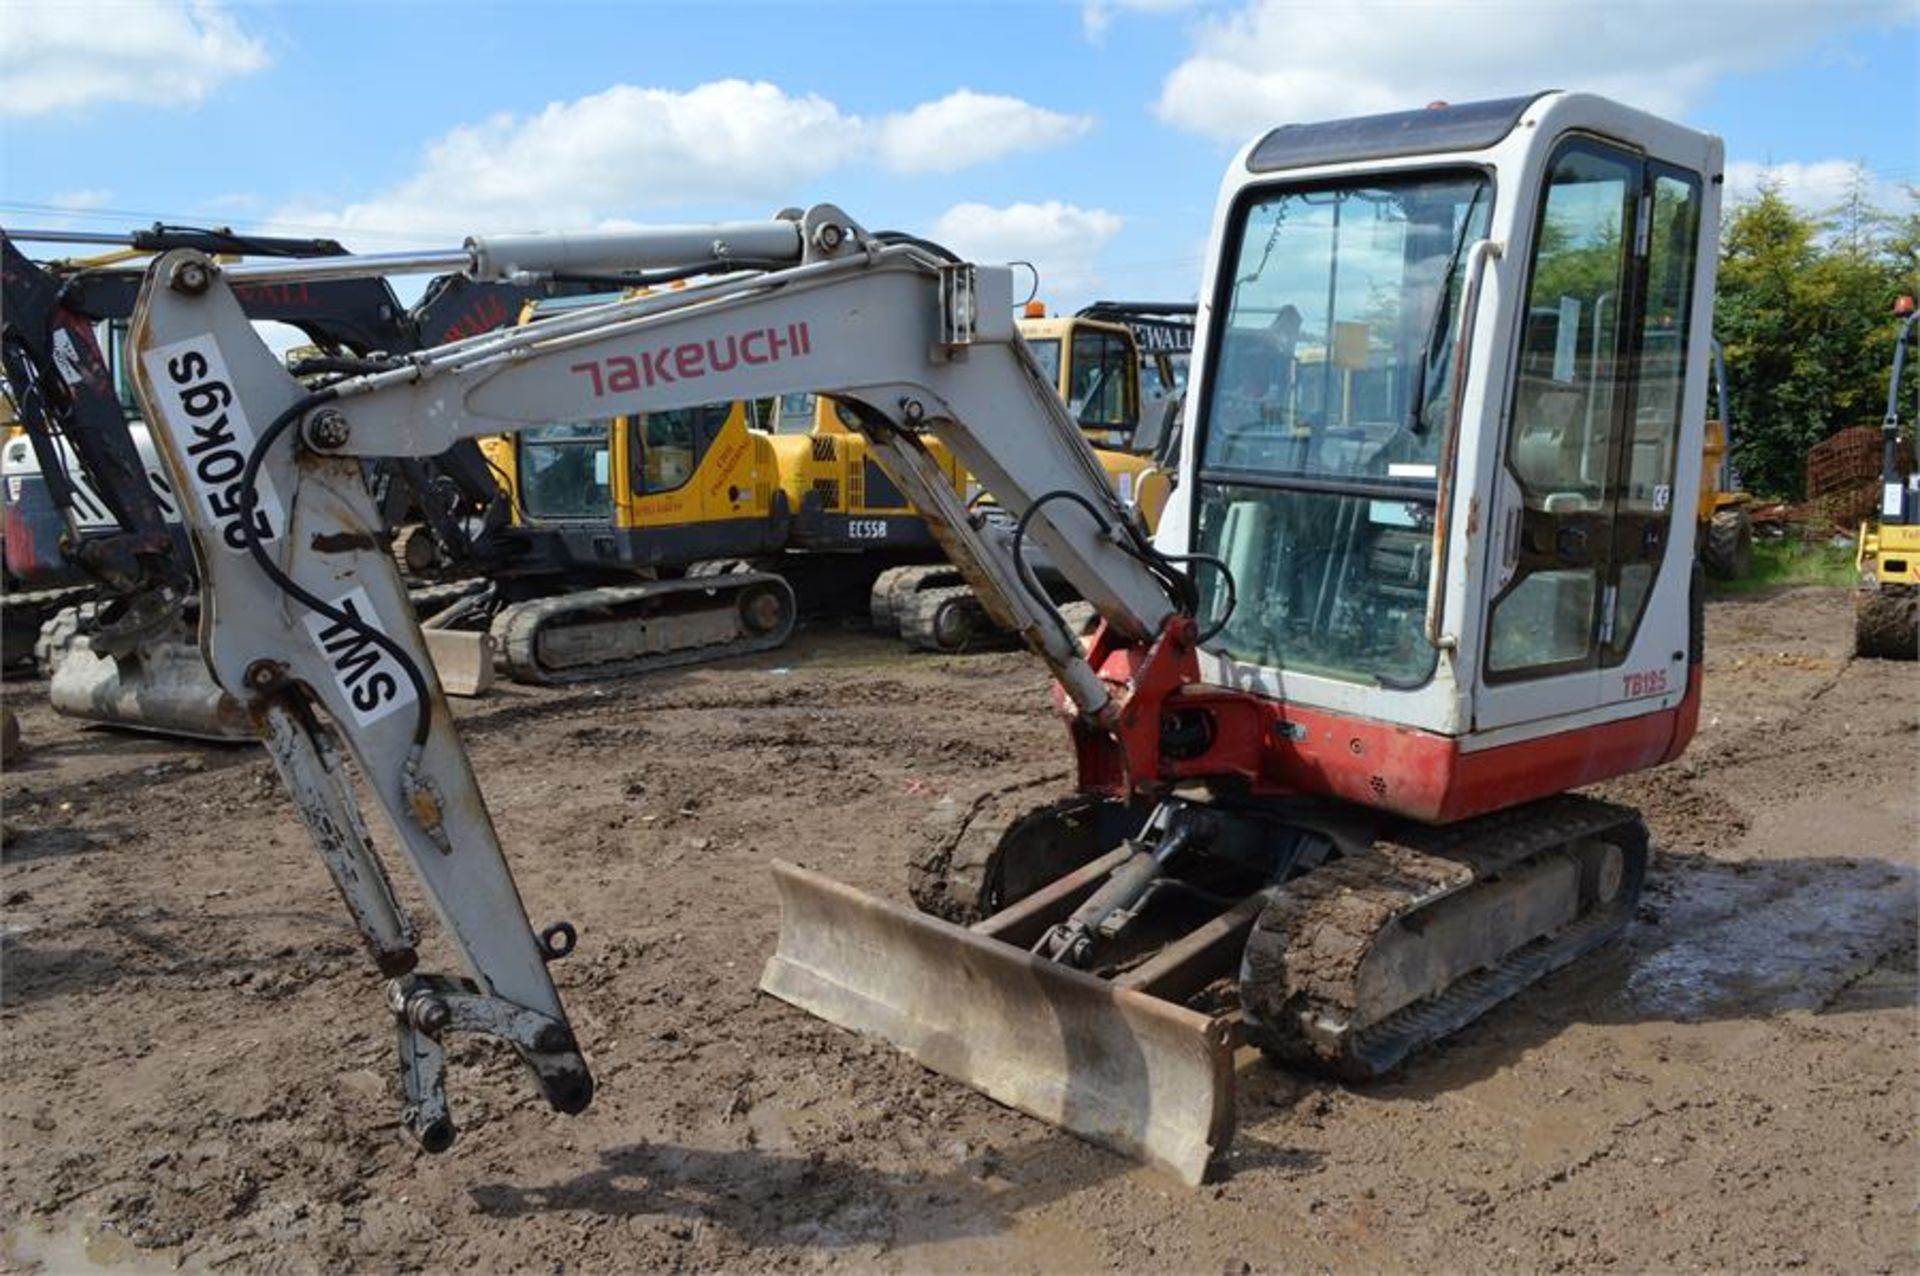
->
[1855,295,1918,659]
[460,297,1173,676]
[1698,338,1754,579]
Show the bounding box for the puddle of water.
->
[1627,860,1917,1019]
[1,1217,185,1274]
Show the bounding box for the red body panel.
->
[1067,621,1703,826]
[2,498,33,578]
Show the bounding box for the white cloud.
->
[930,201,1126,296]
[268,80,1096,243]
[1726,159,1917,215]
[875,91,1093,174]
[48,190,115,212]
[2,1,267,116]
[1082,0,1199,42]
[1155,0,1917,142]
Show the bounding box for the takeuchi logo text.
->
[571,322,812,397]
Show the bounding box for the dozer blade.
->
[760,860,1235,1185]
[421,628,497,697]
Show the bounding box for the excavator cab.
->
[1157,95,1717,758]
[1017,311,1143,451]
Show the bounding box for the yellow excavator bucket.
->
[759,860,1236,1185]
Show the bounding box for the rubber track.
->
[1854,583,1917,660]
[869,564,962,635]
[1241,792,1649,1080]
[907,777,1085,922]
[492,573,796,685]
[27,594,99,671]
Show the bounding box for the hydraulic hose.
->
[238,388,436,751]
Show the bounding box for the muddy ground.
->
[1,587,1913,1272]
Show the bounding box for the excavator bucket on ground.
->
[40,599,497,743]
[45,630,254,742]
[760,859,1237,1185]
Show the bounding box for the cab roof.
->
[1248,92,1548,174]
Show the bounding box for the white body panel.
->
[1156,92,1722,745]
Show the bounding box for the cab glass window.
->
[1487,143,1636,676]
[1069,329,1136,430]
[1608,167,1702,660]
[1200,171,1491,484]
[1027,338,1062,391]
[775,393,816,435]
[519,422,613,519]
[629,404,730,494]
[1192,169,1491,687]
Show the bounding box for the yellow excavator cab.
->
[484,403,781,535]
[1016,313,1142,453]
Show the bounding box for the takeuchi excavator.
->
[119,92,1720,1183]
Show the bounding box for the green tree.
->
[1714,181,1913,498]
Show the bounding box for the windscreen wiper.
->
[1407,185,1485,437]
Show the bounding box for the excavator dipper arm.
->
[125,208,1189,1152]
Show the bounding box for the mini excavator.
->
[118,93,1720,1181]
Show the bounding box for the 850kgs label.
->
[140,337,286,552]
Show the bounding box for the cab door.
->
[1475,136,1704,731]
[619,404,731,529]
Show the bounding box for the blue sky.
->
[4,1,1916,311]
